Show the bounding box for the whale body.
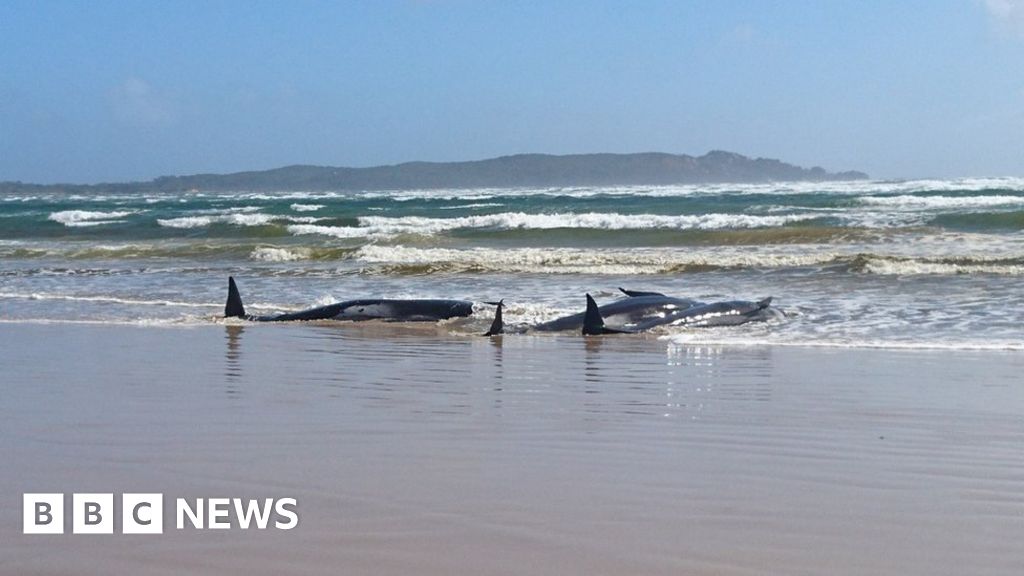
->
[582,292,776,335]
[224,277,475,322]
[532,288,704,332]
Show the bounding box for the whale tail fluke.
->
[225,276,247,318]
[618,287,666,298]
[483,300,504,336]
[756,297,773,310]
[583,294,631,335]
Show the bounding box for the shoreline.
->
[0,317,1021,352]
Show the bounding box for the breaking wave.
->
[352,245,1024,276]
[157,213,322,228]
[858,194,1024,209]
[49,210,137,227]
[287,212,820,239]
[250,246,313,262]
[290,203,324,212]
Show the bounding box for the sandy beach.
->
[2,322,1021,575]
[7,2,1024,574]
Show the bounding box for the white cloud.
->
[109,78,175,128]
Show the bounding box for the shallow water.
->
[2,324,1022,575]
[3,179,1024,349]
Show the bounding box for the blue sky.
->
[2,0,1023,183]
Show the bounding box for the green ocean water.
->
[2,179,1023,348]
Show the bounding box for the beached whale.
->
[582,293,775,335]
[224,277,476,322]
[529,288,705,332]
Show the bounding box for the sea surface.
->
[2,178,1024,349]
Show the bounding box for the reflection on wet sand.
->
[5,323,1023,576]
[224,324,244,391]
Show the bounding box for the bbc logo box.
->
[23,493,163,535]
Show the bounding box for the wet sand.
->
[1,322,1022,575]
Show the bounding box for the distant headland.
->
[1,151,867,193]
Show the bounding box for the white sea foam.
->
[157,216,216,229]
[157,213,277,228]
[287,212,820,239]
[354,245,843,274]
[287,224,370,238]
[858,256,1024,276]
[664,333,1024,351]
[350,242,1024,276]
[250,246,312,262]
[358,212,819,233]
[438,203,506,210]
[0,291,220,308]
[0,317,210,327]
[290,203,325,212]
[857,194,1024,209]
[48,210,136,227]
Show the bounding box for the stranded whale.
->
[223,278,775,334]
[530,288,704,332]
[224,277,477,322]
[582,292,776,335]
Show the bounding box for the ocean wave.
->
[48,210,137,227]
[287,212,820,239]
[359,212,820,232]
[250,246,313,262]
[354,245,844,275]
[858,194,1024,209]
[290,203,325,212]
[156,213,322,228]
[851,254,1024,276]
[351,245,1024,276]
[286,224,370,238]
[0,240,361,262]
[438,203,506,210]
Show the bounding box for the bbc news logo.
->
[23,493,298,534]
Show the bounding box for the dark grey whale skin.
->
[224,277,474,323]
[576,292,777,335]
[532,292,704,332]
[631,298,776,331]
[248,299,475,322]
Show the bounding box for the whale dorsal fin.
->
[582,294,605,335]
[225,276,246,318]
[484,300,504,336]
[583,294,631,335]
[619,288,666,298]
